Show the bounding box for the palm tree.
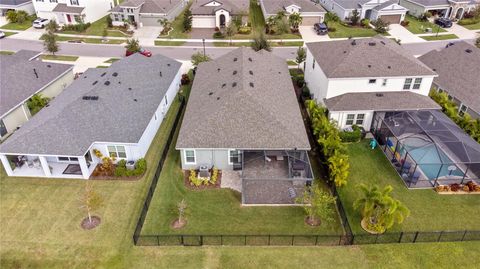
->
[125,38,140,53]
[265,16,276,34]
[288,12,303,32]
[251,31,271,52]
[158,18,172,32]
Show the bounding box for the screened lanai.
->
[372,110,480,188]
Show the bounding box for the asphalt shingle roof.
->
[0,54,182,156]
[0,0,31,6]
[118,0,183,14]
[306,36,437,78]
[261,0,326,15]
[333,0,369,10]
[325,91,441,111]
[0,50,73,117]
[176,47,310,150]
[418,41,480,114]
[373,0,407,11]
[191,0,249,15]
[52,3,85,13]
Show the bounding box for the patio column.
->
[78,156,90,179]
[0,155,13,176]
[39,156,51,177]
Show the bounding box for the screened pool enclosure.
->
[372,110,480,188]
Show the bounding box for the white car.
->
[0,31,5,39]
[33,18,49,29]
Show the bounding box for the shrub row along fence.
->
[133,99,185,245]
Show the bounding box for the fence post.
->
[437,231,443,242]
[374,234,379,244]
[200,235,203,246]
[291,235,295,246]
[461,230,467,241]
[220,235,223,245]
[413,231,419,243]
[157,235,160,246]
[398,232,404,243]
[268,235,271,246]
[245,235,247,246]
[181,235,184,246]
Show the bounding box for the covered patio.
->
[372,110,480,188]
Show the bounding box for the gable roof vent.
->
[466,49,473,53]
[376,93,384,97]
[104,81,110,86]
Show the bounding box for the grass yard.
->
[338,140,480,234]
[327,22,378,38]
[404,15,447,34]
[0,17,35,31]
[0,50,15,55]
[249,0,265,30]
[421,34,459,41]
[159,1,191,39]
[287,60,297,66]
[59,16,130,37]
[104,58,120,63]
[50,35,127,44]
[460,21,480,30]
[154,40,186,46]
[40,54,79,61]
[213,41,303,47]
[2,31,17,37]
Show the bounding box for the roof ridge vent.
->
[82,96,99,100]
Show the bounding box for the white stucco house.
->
[0,0,35,16]
[32,0,115,24]
[0,50,74,141]
[190,0,249,28]
[0,53,182,179]
[109,0,188,27]
[399,0,479,20]
[317,0,408,23]
[304,36,441,130]
[260,0,326,25]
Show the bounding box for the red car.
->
[126,48,152,57]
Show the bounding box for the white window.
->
[49,0,58,3]
[70,0,79,5]
[382,79,387,86]
[228,150,240,165]
[356,114,365,125]
[107,145,127,158]
[412,78,422,89]
[368,79,376,84]
[58,156,79,162]
[346,114,355,125]
[346,114,365,126]
[185,150,196,164]
[459,104,468,117]
[403,78,412,90]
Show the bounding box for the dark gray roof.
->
[191,0,249,15]
[325,91,441,111]
[400,0,453,7]
[306,36,437,78]
[418,41,480,114]
[373,0,408,11]
[0,50,73,117]
[52,3,85,13]
[118,0,183,14]
[0,54,182,156]
[0,0,31,6]
[261,0,326,15]
[177,47,310,150]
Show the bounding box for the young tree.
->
[191,51,211,67]
[324,12,340,24]
[183,9,192,32]
[350,9,360,26]
[80,182,103,225]
[16,10,28,24]
[265,16,276,34]
[125,38,140,53]
[225,20,238,45]
[42,32,59,55]
[296,185,336,226]
[288,12,303,32]
[251,31,272,52]
[354,184,410,233]
[177,199,188,225]
[328,152,350,187]
[372,18,390,34]
[295,46,306,69]
[158,18,172,32]
[45,19,59,33]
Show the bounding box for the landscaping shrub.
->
[238,26,251,34]
[400,20,409,27]
[117,159,127,168]
[6,10,17,23]
[15,10,28,24]
[339,126,362,143]
[327,26,336,32]
[210,168,219,184]
[213,31,224,38]
[361,19,370,28]
[181,73,190,85]
[62,22,91,32]
[458,18,480,25]
[302,85,311,99]
[189,169,202,187]
[113,158,146,177]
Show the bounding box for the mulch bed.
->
[81,216,101,230]
[89,165,143,181]
[184,169,222,190]
[171,219,187,229]
[305,216,321,227]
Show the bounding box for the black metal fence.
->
[133,99,185,245]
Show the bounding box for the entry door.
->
[66,14,72,23]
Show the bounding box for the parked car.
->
[434,17,452,28]
[126,48,152,57]
[32,18,49,29]
[0,31,5,39]
[314,23,328,35]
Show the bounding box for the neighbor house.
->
[190,0,249,28]
[109,0,188,27]
[0,50,74,141]
[399,0,479,20]
[259,0,326,25]
[304,36,440,130]
[0,53,182,179]
[32,0,114,24]
[176,47,313,205]
[317,0,408,23]
[419,41,480,119]
[0,0,34,16]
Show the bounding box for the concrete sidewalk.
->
[388,24,425,43]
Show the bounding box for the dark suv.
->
[314,23,328,35]
[434,17,453,28]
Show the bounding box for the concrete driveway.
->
[388,24,425,43]
[134,26,162,46]
[446,23,479,39]
[299,26,331,43]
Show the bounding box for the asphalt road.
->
[0,37,476,60]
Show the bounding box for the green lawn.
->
[421,34,459,41]
[159,1,191,39]
[249,0,265,30]
[40,54,79,61]
[50,35,126,44]
[0,17,35,30]
[0,50,15,55]
[59,16,130,37]
[154,40,186,46]
[104,58,120,63]
[404,15,447,34]
[327,22,378,38]
[2,31,17,37]
[214,41,303,47]
[287,60,297,66]
[461,21,480,30]
[338,140,480,234]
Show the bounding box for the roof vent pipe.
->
[33,68,38,78]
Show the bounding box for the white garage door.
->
[192,16,216,28]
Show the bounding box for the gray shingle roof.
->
[401,0,450,7]
[325,91,441,111]
[191,0,249,15]
[306,36,437,78]
[0,0,31,6]
[0,54,182,156]
[118,0,183,14]
[373,0,407,11]
[176,47,310,150]
[0,50,73,118]
[333,0,369,10]
[52,3,85,13]
[261,0,326,15]
[418,41,480,114]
